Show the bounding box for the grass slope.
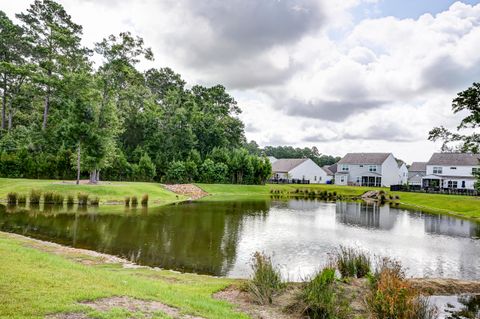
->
[0,233,247,319]
[198,183,480,220]
[0,178,185,207]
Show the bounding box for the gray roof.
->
[338,153,391,165]
[427,153,480,166]
[409,162,427,172]
[328,163,338,174]
[322,165,334,176]
[271,158,308,173]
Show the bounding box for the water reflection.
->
[0,199,479,280]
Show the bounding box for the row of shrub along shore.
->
[247,246,437,319]
[270,188,401,204]
[5,191,149,207]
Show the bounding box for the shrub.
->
[335,246,371,279]
[247,252,284,305]
[77,193,89,206]
[301,267,350,319]
[67,195,75,205]
[29,189,41,204]
[131,196,138,206]
[53,193,64,205]
[7,192,18,204]
[17,194,27,204]
[90,197,100,206]
[125,196,130,206]
[366,259,437,319]
[44,192,54,204]
[141,194,148,206]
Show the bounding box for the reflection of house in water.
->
[284,199,326,211]
[424,215,480,238]
[335,202,397,230]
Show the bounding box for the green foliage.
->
[262,146,341,167]
[90,197,100,206]
[53,192,64,205]
[17,193,27,204]
[135,153,156,182]
[6,192,18,204]
[131,196,138,206]
[141,194,148,206]
[77,193,89,206]
[29,189,41,204]
[66,194,74,205]
[247,252,285,305]
[44,191,54,204]
[335,246,371,279]
[124,196,130,206]
[301,268,350,319]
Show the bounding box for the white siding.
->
[289,159,328,184]
[425,164,478,189]
[398,164,408,184]
[380,154,401,186]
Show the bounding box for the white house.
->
[398,162,408,185]
[408,162,427,186]
[334,153,402,187]
[422,153,480,190]
[271,158,330,184]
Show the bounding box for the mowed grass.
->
[0,178,185,207]
[0,233,247,319]
[198,183,480,220]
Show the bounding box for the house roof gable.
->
[271,158,309,173]
[426,153,480,166]
[409,162,427,172]
[337,153,391,165]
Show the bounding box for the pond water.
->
[0,200,479,280]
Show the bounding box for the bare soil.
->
[163,184,209,200]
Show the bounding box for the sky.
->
[1,0,480,163]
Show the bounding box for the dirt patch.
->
[82,296,204,318]
[1,232,141,268]
[164,184,209,200]
[46,313,90,319]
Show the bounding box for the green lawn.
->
[197,183,480,221]
[0,232,247,319]
[0,178,185,207]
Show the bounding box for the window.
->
[447,181,458,188]
[359,165,364,168]
[340,164,349,171]
[450,167,457,170]
[340,176,345,183]
[368,165,377,172]
[314,176,317,181]
[319,176,322,181]
[462,181,466,188]
[433,167,443,174]
[356,177,360,184]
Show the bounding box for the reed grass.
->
[141,194,149,206]
[131,196,138,207]
[6,192,18,205]
[247,252,285,305]
[29,189,41,204]
[77,193,89,206]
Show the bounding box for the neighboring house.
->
[408,162,427,186]
[271,158,328,184]
[398,162,408,185]
[422,153,480,190]
[321,165,334,184]
[334,153,402,187]
[267,156,278,164]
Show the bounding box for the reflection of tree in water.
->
[0,200,270,276]
[446,294,479,319]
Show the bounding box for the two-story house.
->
[334,153,402,187]
[422,153,480,190]
[408,162,427,186]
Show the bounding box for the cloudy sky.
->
[2,0,480,163]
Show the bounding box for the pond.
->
[0,199,479,280]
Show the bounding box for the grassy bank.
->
[198,183,480,220]
[0,178,185,207]
[0,232,246,319]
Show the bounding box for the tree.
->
[17,0,87,130]
[429,82,480,190]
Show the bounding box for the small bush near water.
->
[67,195,75,206]
[335,246,371,278]
[141,194,149,206]
[366,257,438,319]
[7,192,18,204]
[125,196,130,206]
[90,197,100,206]
[17,194,27,204]
[29,189,41,204]
[301,267,350,319]
[131,196,138,207]
[77,193,89,206]
[53,193,64,205]
[44,192,54,204]
[247,252,285,305]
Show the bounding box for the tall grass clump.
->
[125,196,130,206]
[131,196,138,207]
[301,267,350,319]
[67,194,75,206]
[53,193,64,205]
[90,197,100,206]
[335,246,371,279]
[44,192,54,204]
[29,189,41,204]
[6,192,18,205]
[77,193,89,206]
[247,252,285,305]
[17,194,27,205]
[141,194,149,206]
[366,257,438,319]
